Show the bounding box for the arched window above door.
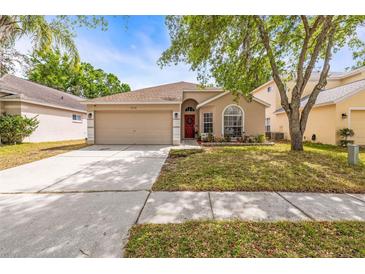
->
[185,106,195,112]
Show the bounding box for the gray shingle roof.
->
[0,75,86,112]
[275,79,365,113]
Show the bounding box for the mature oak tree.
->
[159,16,365,151]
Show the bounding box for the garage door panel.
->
[95,111,172,145]
[351,110,365,145]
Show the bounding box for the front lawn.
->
[125,221,365,258]
[0,139,88,170]
[153,143,365,193]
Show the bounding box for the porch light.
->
[341,113,348,119]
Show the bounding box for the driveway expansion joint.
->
[134,191,152,225]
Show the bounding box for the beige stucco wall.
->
[276,105,337,145]
[1,101,21,115]
[336,90,365,145]
[20,102,87,142]
[183,91,221,103]
[198,93,266,137]
[254,79,343,133]
[340,71,365,85]
[252,81,281,132]
[87,104,180,112]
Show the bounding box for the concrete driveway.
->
[0,145,169,257]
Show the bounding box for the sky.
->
[74,16,197,90]
[15,16,365,90]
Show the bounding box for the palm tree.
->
[0,16,106,76]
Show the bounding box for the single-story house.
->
[0,74,87,143]
[83,81,270,145]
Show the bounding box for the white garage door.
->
[95,111,172,144]
[350,110,365,145]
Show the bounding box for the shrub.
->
[214,137,225,143]
[0,113,39,144]
[224,134,231,142]
[197,132,202,141]
[337,128,354,147]
[207,133,215,142]
[257,134,266,143]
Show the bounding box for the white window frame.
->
[72,114,82,123]
[265,117,271,132]
[203,112,213,133]
[221,104,244,137]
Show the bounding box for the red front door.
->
[184,114,195,138]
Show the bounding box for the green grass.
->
[124,221,365,258]
[0,140,88,170]
[153,143,365,193]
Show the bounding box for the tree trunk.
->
[290,128,303,151]
[288,111,304,151]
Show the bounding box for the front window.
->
[265,118,271,132]
[223,105,243,137]
[203,113,213,133]
[72,114,82,122]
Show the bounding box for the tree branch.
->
[254,15,290,114]
[300,16,334,94]
[300,22,337,133]
[294,16,325,98]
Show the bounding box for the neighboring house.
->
[83,81,270,145]
[0,75,87,143]
[253,66,365,145]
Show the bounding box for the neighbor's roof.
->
[0,74,86,112]
[83,81,222,104]
[275,79,365,113]
[251,66,365,95]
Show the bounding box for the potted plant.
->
[338,128,354,147]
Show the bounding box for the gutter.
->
[0,97,87,113]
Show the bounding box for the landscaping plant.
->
[338,128,355,147]
[0,113,39,144]
[257,134,266,143]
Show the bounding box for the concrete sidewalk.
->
[137,191,365,223]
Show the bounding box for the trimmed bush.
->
[0,113,39,144]
[257,134,266,143]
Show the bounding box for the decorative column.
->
[172,111,181,145]
[87,111,95,144]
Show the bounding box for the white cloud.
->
[75,35,198,90]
